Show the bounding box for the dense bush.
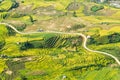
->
[20,40,45,50]
[11,0,19,8]
[20,41,34,50]
[91,5,104,12]
[108,33,120,43]
[87,37,96,44]
[6,26,16,36]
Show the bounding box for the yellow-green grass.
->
[0,0,13,11]
[22,0,85,13]
[0,31,116,79]
[0,24,8,36]
[89,42,120,50]
[32,15,52,21]
[0,59,7,73]
[23,0,71,10]
[85,26,120,37]
[82,67,119,80]
[23,47,112,79]
[100,26,120,36]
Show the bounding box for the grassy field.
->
[0,0,120,80]
[0,25,119,80]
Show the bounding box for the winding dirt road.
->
[0,22,120,66]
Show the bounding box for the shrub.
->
[91,5,104,12]
[21,76,27,80]
[20,41,34,50]
[73,11,77,17]
[20,40,45,50]
[6,26,16,36]
[87,37,96,44]
[108,33,120,43]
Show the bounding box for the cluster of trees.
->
[88,33,120,45]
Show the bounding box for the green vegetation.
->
[0,0,18,12]
[0,36,5,49]
[67,23,86,31]
[20,33,81,50]
[0,0,120,80]
[0,28,116,79]
[0,24,8,36]
[0,12,10,20]
[0,24,7,49]
[91,5,104,12]
[88,32,120,45]
[81,67,120,80]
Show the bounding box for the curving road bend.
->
[0,22,120,66]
